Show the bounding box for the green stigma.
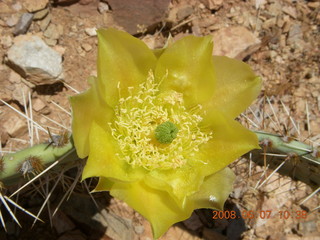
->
[155,121,179,144]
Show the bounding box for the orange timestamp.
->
[212,210,308,220]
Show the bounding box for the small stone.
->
[85,27,97,36]
[44,24,61,40]
[176,5,194,21]
[5,15,19,27]
[134,225,144,234]
[39,14,51,31]
[282,6,297,19]
[23,0,49,12]
[12,2,22,11]
[287,24,303,47]
[0,2,12,14]
[33,8,49,20]
[11,82,30,105]
[9,71,21,84]
[13,13,34,36]
[98,2,110,14]
[2,115,28,138]
[212,26,261,59]
[32,98,46,112]
[44,38,57,46]
[7,35,63,85]
[1,35,13,49]
[81,43,92,52]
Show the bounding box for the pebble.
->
[44,24,61,40]
[81,43,92,52]
[13,13,34,36]
[212,26,261,59]
[5,15,19,27]
[32,98,46,112]
[12,2,22,11]
[98,2,110,14]
[9,71,21,84]
[7,35,63,85]
[23,0,49,12]
[33,8,49,20]
[85,27,97,36]
[11,82,30,105]
[1,35,13,49]
[2,114,28,138]
[176,5,194,21]
[39,14,51,31]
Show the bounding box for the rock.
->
[0,2,12,14]
[81,43,92,52]
[23,0,49,12]
[287,24,303,47]
[9,71,21,84]
[39,14,51,31]
[11,82,30,105]
[85,27,97,36]
[32,98,46,112]
[134,225,144,234]
[13,13,34,36]
[44,38,57,46]
[33,8,49,20]
[200,0,223,10]
[5,15,19,27]
[176,5,194,21]
[107,0,170,34]
[212,26,261,59]
[12,2,22,11]
[1,35,13,49]
[98,2,110,14]
[282,6,297,19]
[2,114,28,138]
[7,35,63,85]
[44,24,61,40]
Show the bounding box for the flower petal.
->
[97,28,157,107]
[145,167,204,208]
[199,109,260,175]
[155,35,216,107]
[110,180,190,239]
[82,121,147,182]
[205,56,262,118]
[70,76,113,158]
[186,167,235,211]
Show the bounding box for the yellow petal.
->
[110,180,190,239]
[199,109,260,176]
[145,165,206,208]
[97,28,157,107]
[70,76,113,158]
[82,121,147,182]
[186,167,235,210]
[155,35,216,107]
[93,177,114,192]
[206,56,262,118]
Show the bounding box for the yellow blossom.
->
[70,28,261,238]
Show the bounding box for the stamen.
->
[108,70,212,170]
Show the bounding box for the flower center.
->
[155,121,179,144]
[109,70,212,170]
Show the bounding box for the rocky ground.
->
[0,0,319,239]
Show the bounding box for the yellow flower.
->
[70,28,261,238]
